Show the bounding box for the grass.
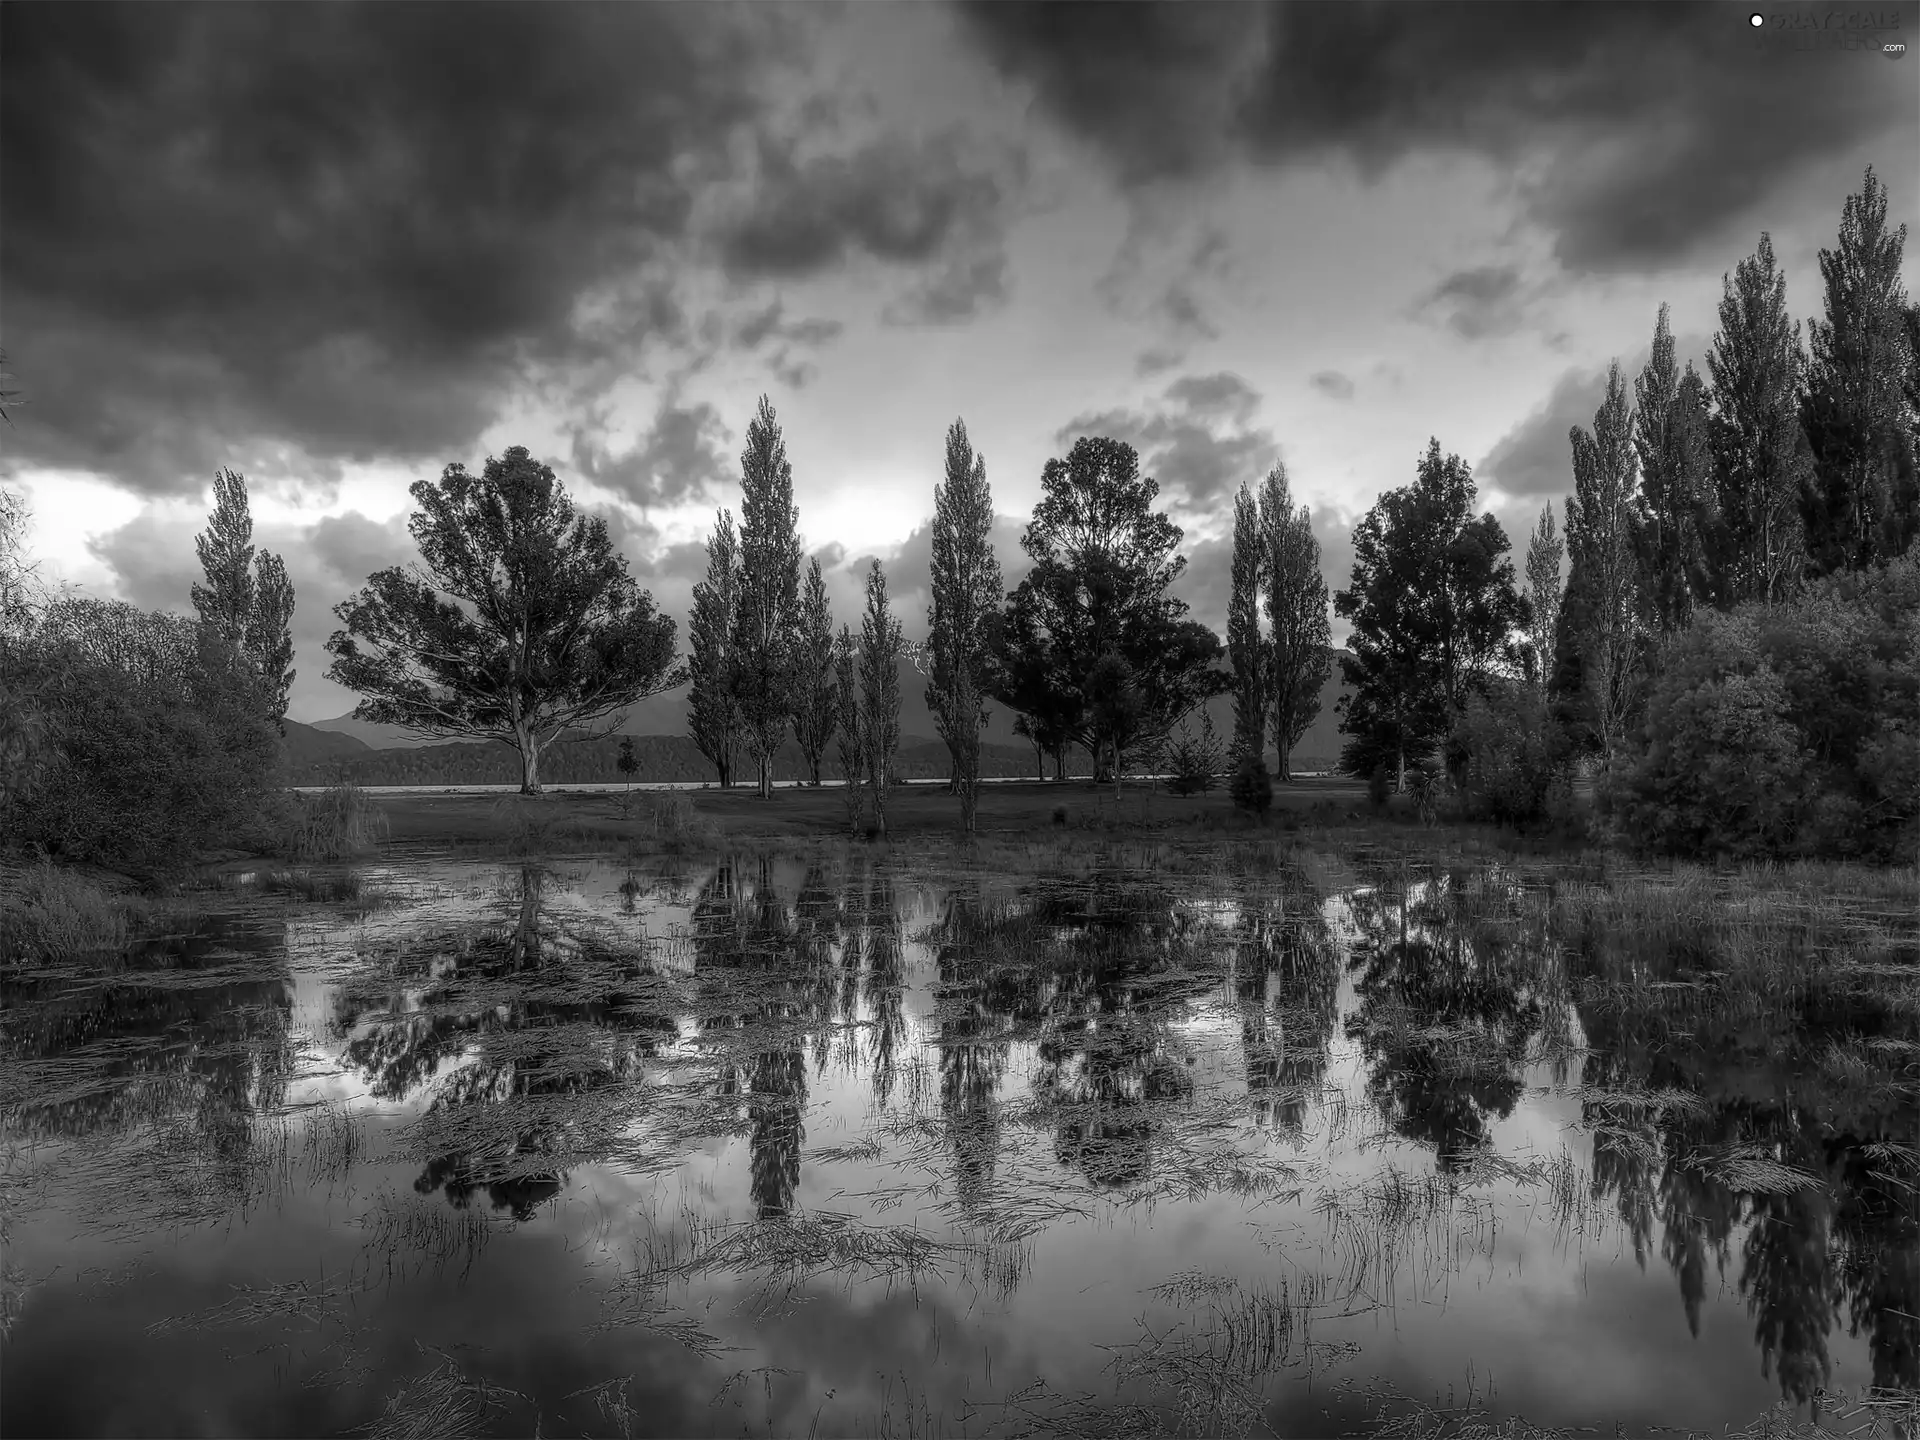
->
[282,782,390,861]
[0,860,141,962]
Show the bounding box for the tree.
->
[1227,481,1267,768]
[1335,440,1526,791]
[1702,233,1813,609]
[790,557,837,785]
[1801,166,1917,573]
[832,624,866,832]
[190,467,297,735]
[996,436,1224,782]
[1566,361,1648,781]
[1631,305,1714,638]
[324,446,684,794]
[687,509,743,788]
[1522,501,1564,689]
[730,396,803,799]
[992,584,1079,782]
[859,560,903,835]
[1260,462,1331,782]
[927,418,1003,834]
[0,349,23,429]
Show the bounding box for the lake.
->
[3,844,1915,1437]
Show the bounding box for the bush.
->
[1367,764,1393,809]
[1615,556,1919,862]
[0,861,140,962]
[282,783,388,861]
[1158,713,1222,797]
[1449,676,1570,826]
[1,611,284,875]
[1229,752,1273,816]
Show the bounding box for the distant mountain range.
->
[286,650,1356,784]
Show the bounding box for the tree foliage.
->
[324,446,683,794]
[1227,481,1266,766]
[832,624,866,833]
[1449,674,1570,826]
[1260,462,1331,782]
[1614,554,1919,861]
[1631,305,1715,638]
[1801,165,1918,574]
[1702,233,1813,609]
[927,418,1002,833]
[1522,501,1564,689]
[1335,440,1526,790]
[858,560,903,834]
[730,396,803,799]
[790,557,837,786]
[190,467,297,735]
[687,509,742,788]
[995,436,1226,784]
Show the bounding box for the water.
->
[3,847,1915,1437]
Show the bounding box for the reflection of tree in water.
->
[0,923,295,1158]
[1230,875,1338,1141]
[928,884,1016,1216]
[1577,970,1920,1402]
[1341,869,1544,1168]
[1023,872,1204,1190]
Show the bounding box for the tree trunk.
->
[758,752,772,800]
[516,720,544,795]
[1276,739,1293,784]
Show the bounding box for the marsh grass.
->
[284,783,389,862]
[0,861,143,962]
[355,1186,494,1279]
[251,867,367,903]
[354,1344,531,1440]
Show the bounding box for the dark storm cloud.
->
[955,0,1917,275]
[1054,372,1281,521]
[1474,332,1709,500]
[0,2,822,495]
[1309,370,1356,401]
[567,398,735,511]
[713,128,1023,295]
[1414,265,1529,340]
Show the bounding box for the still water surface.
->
[2,848,1915,1436]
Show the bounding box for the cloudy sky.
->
[3,0,1915,724]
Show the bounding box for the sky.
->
[2,0,1915,725]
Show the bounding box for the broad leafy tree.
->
[730,396,803,799]
[325,446,684,794]
[1631,305,1715,638]
[992,583,1079,781]
[1260,462,1331,782]
[190,467,297,735]
[1335,440,1526,791]
[927,419,1003,833]
[687,509,742,787]
[995,436,1225,782]
[790,557,837,785]
[1801,166,1917,573]
[1702,233,1813,609]
[859,560,903,834]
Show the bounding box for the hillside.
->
[295,649,1356,782]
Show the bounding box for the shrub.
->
[1229,752,1273,816]
[1448,676,1570,826]
[1615,556,1919,862]
[282,783,388,861]
[1367,764,1392,809]
[0,862,142,962]
[1159,713,1222,796]
[2,614,283,875]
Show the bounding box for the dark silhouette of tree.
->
[1631,305,1715,639]
[688,508,743,787]
[789,557,837,786]
[325,447,683,793]
[190,467,296,735]
[730,396,803,799]
[927,419,1004,833]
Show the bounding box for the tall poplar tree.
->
[730,396,803,798]
[1702,233,1813,609]
[832,624,865,832]
[191,467,296,735]
[859,560,903,836]
[1801,166,1917,572]
[1259,462,1331,783]
[1631,305,1714,638]
[927,418,1003,834]
[687,508,742,787]
[1522,502,1564,690]
[790,557,837,785]
[1227,481,1267,768]
[1564,362,1646,778]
